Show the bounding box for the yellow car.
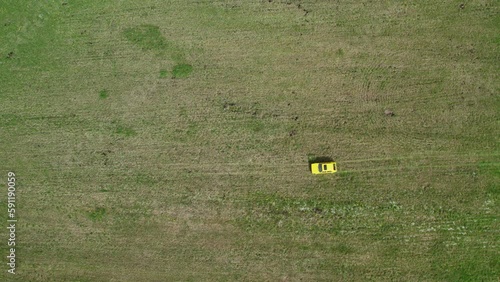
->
[311,162,337,174]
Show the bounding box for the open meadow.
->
[0,0,498,280]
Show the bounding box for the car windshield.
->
[318,164,322,172]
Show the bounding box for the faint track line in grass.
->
[11,160,496,179]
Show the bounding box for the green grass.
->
[123,24,171,52]
[0,0,498,281]
[99,89,108,99]
[87,207,106,221]
[171,63,193,78]
[114,124,136,137]
[124,24,191,75]
[159,69,168,78]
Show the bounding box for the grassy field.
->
[0,0,499,280]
